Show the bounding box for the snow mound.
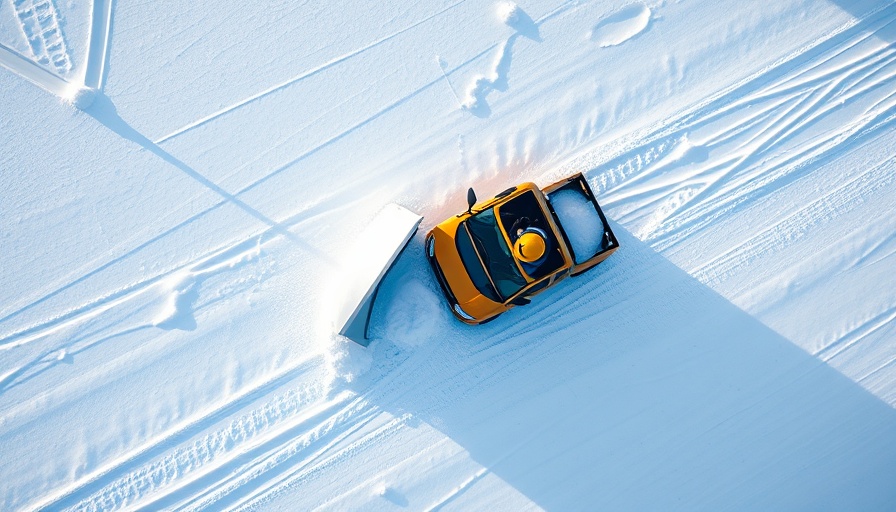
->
[550,188,605,263]
[462,75,492,112]
[497,1,520,26]
[62,85,97,110]
[153,271,199,330]
[323,333,373,388]
[591,4,651,47]
[374,484,408,506]
[461,41,511,114]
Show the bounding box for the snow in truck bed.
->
[548,186,606,264]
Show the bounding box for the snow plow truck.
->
[426,173,618,324]
[336,173,618,344]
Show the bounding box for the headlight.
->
[427,235,435,257]
[453,303,475,320]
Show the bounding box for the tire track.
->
[32,354,327,511]
[161,322,545,509]
[591,10,896,251]
[692,156,896,287]
[583,6,896,195]
[178,405,405,512]
[51,378,345,512]
[125,393,377,511]
[0,219,271,350]
[11,0,72,74]
[816,305,896,363]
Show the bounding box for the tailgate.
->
[544,173,618,275]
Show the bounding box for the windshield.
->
[456,226,501,302]
[464,208,527,299]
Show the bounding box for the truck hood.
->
[428,224,503,320]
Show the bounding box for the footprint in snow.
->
[591,3,652,48]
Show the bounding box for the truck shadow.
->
[368,225,896,509]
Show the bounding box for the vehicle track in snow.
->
[0,0,112,97]
[75,391,355,512]
[590,8,896,255]
[35,355,333,511]
[11,0,71,74]
[46,275,595,512]
[690,156,896,290]
[818,304,896,364]
[0,219,273,351]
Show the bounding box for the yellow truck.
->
[426,173,618,324]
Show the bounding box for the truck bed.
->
[544,174,617,274]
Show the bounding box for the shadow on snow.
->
[366,225,896,510]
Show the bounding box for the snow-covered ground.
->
[2,0,896,509]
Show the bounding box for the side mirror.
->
[511,297,530,306]
[466,187,477,214]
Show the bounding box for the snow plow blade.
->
[336,203,423,346]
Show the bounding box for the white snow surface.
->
[3,0,896,510]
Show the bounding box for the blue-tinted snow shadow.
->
[83,93,331,263]
[828,0,896,44]
[374,226,896,510]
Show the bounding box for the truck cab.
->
[426,173,618,324]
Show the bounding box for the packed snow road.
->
[2,0,896,510]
